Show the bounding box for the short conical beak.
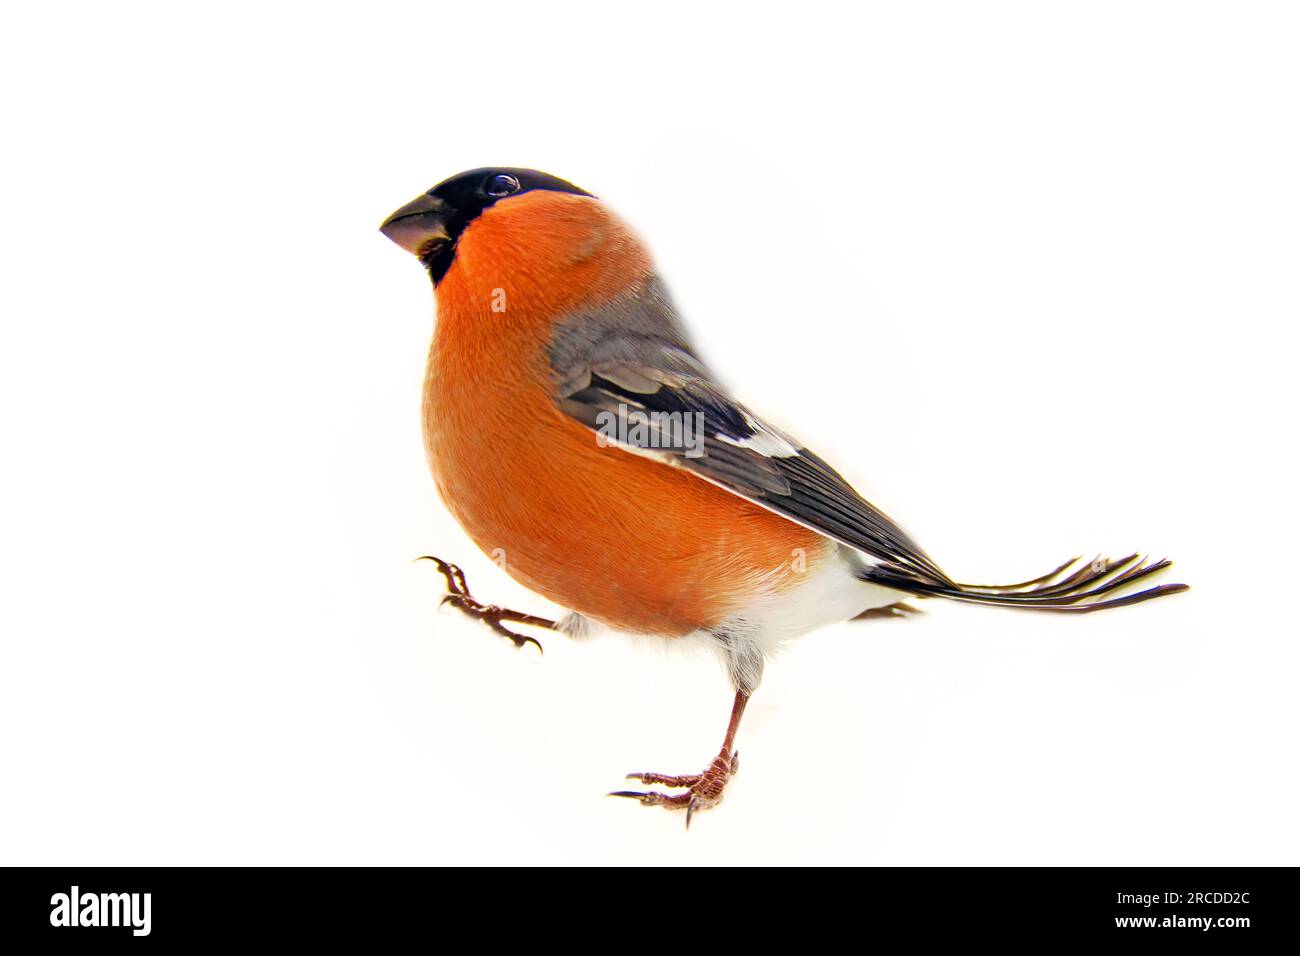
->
[380,193,452,257]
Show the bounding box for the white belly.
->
[703,545,908,691]
[734,546,905,646]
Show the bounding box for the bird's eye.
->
[484,173,521,198]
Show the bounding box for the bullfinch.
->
[380,167,1187,824]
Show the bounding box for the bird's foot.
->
[610,749,739,828]
[416,555,555,653]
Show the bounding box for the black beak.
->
[380,193,452,258]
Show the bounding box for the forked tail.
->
[860,554,1188,612]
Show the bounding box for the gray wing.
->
[548,275,952,586]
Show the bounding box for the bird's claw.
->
[417,555,553,653]
[609,750,738,828]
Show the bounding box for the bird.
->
[380,167,1187,825]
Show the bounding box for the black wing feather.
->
[563,368,954,586]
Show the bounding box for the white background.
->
[2,1,1296,865]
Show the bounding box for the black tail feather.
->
[956,555,1084,593]
[863,554,1189,613]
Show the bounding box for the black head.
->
[380,167,593,283]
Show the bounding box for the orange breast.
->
[421,191,824,636]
